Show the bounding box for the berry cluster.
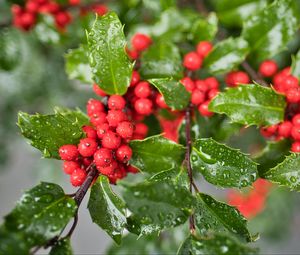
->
[58,94,142,187]
[11,0,107,31]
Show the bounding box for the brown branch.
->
[241,61,269,87]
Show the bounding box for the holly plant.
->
[1,0,300,254]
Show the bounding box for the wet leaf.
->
[49,238,73,255]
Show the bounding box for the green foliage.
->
[49,238,73,255]
[88,176,126,244]
[291,50,300,79]
[88,12,133,95]
[191,138,258,188]
[209,84,286,126]
[18,109,89,159]
[149,78,190,110]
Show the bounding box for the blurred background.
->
[1,0,300,254]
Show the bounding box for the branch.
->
[241,61,269,87]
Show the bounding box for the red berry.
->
[278,121,292,138]
[26,1,39,13]
[131,33,152,51]
[94,148,113,167]
[20,12,36,30]
[282,76,299,91]
[11,4,22,15]
[195,80,209,92]
[292,114,300,126]
[78,138,98,157]
[39,2,60,14]
[59,145,79,161]
[102,131,121,149]
[81,157,93,167]
[208,89,219,99]
[90,112,107,126]
[126,47,139,60]
[116,121,134,139]
[92,4,108,16]
[226,71,250,87]
[127,165,139,173]
[156,94,168,108]
[96,123,110,139]
[108,95,126,110]
[260,128,273,138]
[205,77,219,89]
[134,98,153,115]
[63,161,80,175]
[87,99,105,116]
[70,168,87,187]
[196,41,213,58]
[93,84,107,97]
[134,81,151,98]
[130,71,140,86]
[55,11,72,28]
[134,123,148,137]
[286,88,300,103]
[191,90,205,105]
[82,125,97,139]
[291,126,300,140]
[180,77,195,92]
[291,142,300,153]
[259,60,278,77]
[106,110,127,127]
[198,101,213,117]
[183,52,203,71]
[69,0,80,5]
[116,145,132,163]
[97,161,118,176]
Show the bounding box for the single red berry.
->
[134,123,148,137]
[11,4,22,15]
[55,11,72,28]
[59,145,79,161]
[134,81,151,98]
[81,157,93,167]
[63,161,80,175]
[20,12,36,30]
[127,165,139,173]
[286,88,300,103]
[126,47,139,60]
[291,126,300,140]
[106,110,127,127]
[92,4,108,16]
[131,33,152,51]
[195,80,209,92]
[87,98,105,116]
[259,60,278,77]
[39,2,60,14]
[96,123,110,139]
[291,141,300,153]
[116,144,132,163]
[278,121,292,138]
[196,41,213,58]
[26,1,39,13]
[116,121,134,139]
[226,71,250,87]
[97,161,118,176]
[260,128,273,138]
[208,89,219,99]
[69,0,80,5]
[205,77,219,89]
[265,125,278,134]
[134,98,153,115]
[130,71,140,86]
[70,168,87,187]
[82,125,97,139]
[180,77,195,92]
[108,95,126,110]
[282,67,291,75]
[183,51,203,71]
[93,84,107,97]
[282,76,299,91]
[102,131,121,149]
[292,114,300,127]
[78,138,98,157]
[198,101,213,117]
[156,94,168,108]
[191,90,205,105]
[90,112,107,126]
[94,148,113,167]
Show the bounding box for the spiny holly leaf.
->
[191,138,258,188]
[129,135,186,174]
[241,0,300,62]
[209,84,286,126]
[18,109,89,159]
[195,193,252,242]
[65,44,92,84]
[122,179,194,236]
[87,12,133,95]
[88,176,126,244]
[53,107,90,126]
[291,50,300,80]
[49,238,73,255]
[189,13,218,43]
[149,78,190,110]
[140,42,183,79]
[4,182,77,247]
[177,233,258,255]
[263,153,300,191]
[203,37,249,74]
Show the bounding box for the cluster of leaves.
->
[1,0,300,254]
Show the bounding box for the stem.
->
[241,61,269,87]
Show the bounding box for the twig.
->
[241,61,269,87]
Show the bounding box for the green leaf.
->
[209,84,286,126]
[18,109,89,159]
[149,78,190,110]
[195,193,251,241]
[129,135,186,174]
[263,153,300,191]
[241,0,300,61]
[88,176,126,244]
[4,182,77,247]
[65,44,92,84]
[189,13,218,43]
[122,179,194,236]
[191,138,258,188]
[291,50,300,80]
[140,42,183,79]
[87,12,133,95]
[143,115,162,136]
[203,37,249,74]
[49,238,73,255]
[177,234,258,255]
